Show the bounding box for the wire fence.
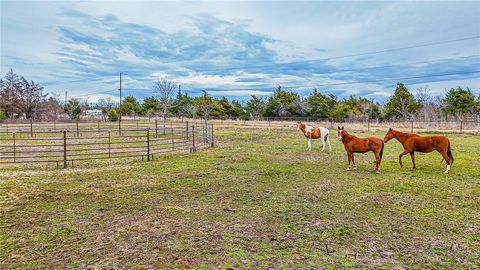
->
[0,121,213,168]
[210,117,480,135]
[1,116,478,135]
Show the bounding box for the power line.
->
[274,70,480,89]
[70,89,118,98]
[132,70,480,94]
[153,35,480,74]
[62,68,480,99]
[40,35,480,87]
[50,34,480,98]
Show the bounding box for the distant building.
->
[83,109,104,119]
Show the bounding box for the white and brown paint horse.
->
[297,121,331,152]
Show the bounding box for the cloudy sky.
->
[1,1,479,103]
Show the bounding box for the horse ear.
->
[341,126,344,130]
[338,126,341,129]
[389,127,392,131]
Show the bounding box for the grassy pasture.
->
[1,127,479,269]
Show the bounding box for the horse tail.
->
[447,139,453,164]
[379,140,384,159]
[324,132,329,142]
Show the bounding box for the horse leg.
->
[347,152,352,170]
[351,153,357,170]
[410,152,416,169]
[439,150,451,174]
[374,151,381,174]
[327,137,332,152]
[399,149,410,168]
[321,138,325,152]
[307,138,311,151]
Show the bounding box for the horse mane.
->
[341,129,355,142]
[394,129,416,138]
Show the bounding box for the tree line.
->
[1,69,479,122]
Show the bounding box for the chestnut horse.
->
[297,121,331,152]
[337,126,384,174]
[383,128,453,173]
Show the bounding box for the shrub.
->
[107,108,118,121]
[0,111,7,121]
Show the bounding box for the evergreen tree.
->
[142,96,159,115]
[384,83,420,120]
[64,98,82,119]
[443,87,478,119]
[308,90,331,119]
[246,95,266,120]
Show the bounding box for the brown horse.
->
[337,126,384,174]
[383,128,453,174]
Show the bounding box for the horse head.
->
[297,121,305,131]
[337,126,345,141]
[384,128,395,142]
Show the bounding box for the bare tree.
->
[97,97,115,120]
[181,103,196,118]
[18,78,47,119]
[39,93,63,121]
[197,90,215,124]
[359,102,373,120]
[154,79,177,120]
[416,87,440,121]
[294,96,310,116]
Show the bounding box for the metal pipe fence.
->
[0,122,213,168]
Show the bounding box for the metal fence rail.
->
[0,123,214,168]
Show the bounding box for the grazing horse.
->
[337,126,384,174]
[383,128,453,174]
[297,121,331,152]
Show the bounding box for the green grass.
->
[1,128,479,269]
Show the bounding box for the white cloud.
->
[1,1,479,100]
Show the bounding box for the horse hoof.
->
[347,168,350,171]
[376,170,380,174]
[353,167,357,170]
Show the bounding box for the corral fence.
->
[0,120,213,168]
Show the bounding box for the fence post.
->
[76,118,79,137]
[97,120,100,132]
[186,121,189,139]
[155,119,158,138]
[13,133,16,163]
[30,118,33,137]
[137,120,139,130]
[460,120,463,134]
[171,125,175,151]
[411,120,414,133]
[163,118,166,135]
[147,128,150,161]
[204,122,207,144]
[192,125,196,152]
[211,123,214,147]
[108,131,111,158]
[54,120,56,132]
[63,130,67,169]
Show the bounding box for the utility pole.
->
[118,72,122,135]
